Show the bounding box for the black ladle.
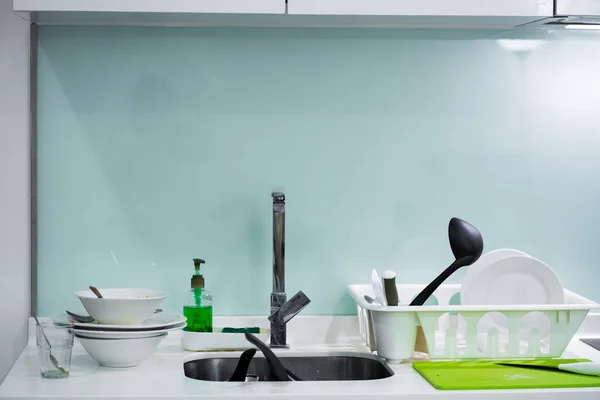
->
[227,348,256,382]
[244,333,302,381]
[410,217,483,306]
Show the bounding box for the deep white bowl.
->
[76,333,166,368]
[75,288,167,325]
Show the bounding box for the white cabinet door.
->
[556,0,600,16]
[287,0,552,17]
[0,0,31,384]
[14,0,285,15]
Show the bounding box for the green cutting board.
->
[413,359,600,390]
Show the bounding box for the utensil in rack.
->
[371,269,387,306]
[382,270,399,306]
[410,217,483,306]
[363,295,379,305]
[34,316,68,374]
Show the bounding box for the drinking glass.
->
[36,322,74,378]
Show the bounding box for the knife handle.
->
[382,271,399,306]
[559,362,600,376]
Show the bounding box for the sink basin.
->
[183,352,394,382]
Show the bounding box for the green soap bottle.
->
[183,258,213,332]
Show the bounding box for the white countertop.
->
[1,315,600,400]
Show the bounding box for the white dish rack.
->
[349,284,599,361]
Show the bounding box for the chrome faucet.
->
[268,192,311,348]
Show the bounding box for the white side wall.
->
[0,0,31,384]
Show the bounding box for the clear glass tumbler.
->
[36,322,74,379]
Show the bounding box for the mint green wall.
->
[37,26,600,317]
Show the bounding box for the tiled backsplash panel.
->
[37,27,600,316]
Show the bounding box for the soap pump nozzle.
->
[191,258,206,289]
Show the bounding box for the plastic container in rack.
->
[348,284,599,363]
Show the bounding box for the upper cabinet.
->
[14,0,284,14]
[556,0,600,16]
[13,0,285,25]
[286,0,554,29]
[288,0,552,16]
[15,0,555,28]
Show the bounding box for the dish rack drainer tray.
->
[349,284,599,360]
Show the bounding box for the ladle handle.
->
[227,348,256,382]
[244,333,291,381]
[410,256,471,306]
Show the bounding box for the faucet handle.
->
[268,290,311,326]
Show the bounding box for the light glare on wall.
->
[495,39,545,53]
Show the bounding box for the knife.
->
[497,359,600,376]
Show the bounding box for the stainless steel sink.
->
[183,352,394,382]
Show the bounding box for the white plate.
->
[53,312,186,331]
[461,255,564,338]
[465,248,530,280]
[74,322,186,339]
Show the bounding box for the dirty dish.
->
[76,333,167,367]
[53,312,185,332]
[73,323,184,339]
[75,288,167,325]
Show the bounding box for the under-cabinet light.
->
[565,24,600,30]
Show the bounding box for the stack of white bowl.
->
[56,288,185,368]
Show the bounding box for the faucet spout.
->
[272,192,285,294]
[269,192,310,348]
